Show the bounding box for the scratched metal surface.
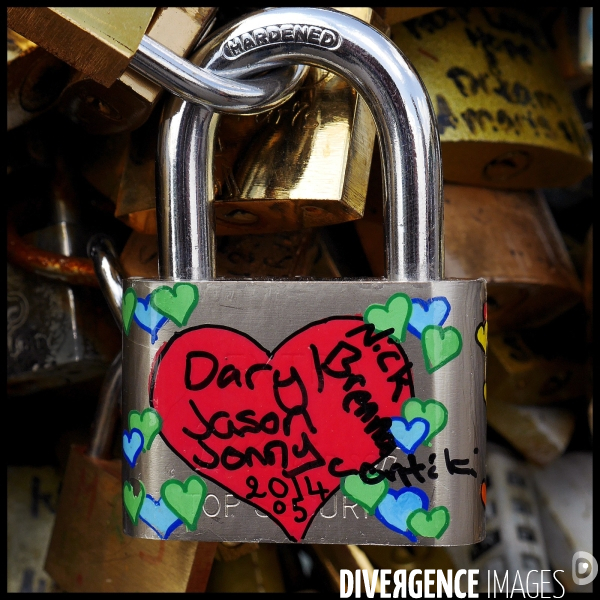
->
[122,279,486,545]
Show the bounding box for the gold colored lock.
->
[8,8,217,134]
[7,7,157,87]
[7,28,73,131]
[45,444,218,592]
[391,7,593,188]
[80,7,387,233]
[57,8,218,134]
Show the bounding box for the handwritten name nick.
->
[222,24,342,59]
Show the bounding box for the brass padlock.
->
[79,7,386,233]
[7,8,158,87]
[8,8,218,134]
[122,8,486,546]
[56,8,218,134]
[390,7,592,189]
[44,358,218,592]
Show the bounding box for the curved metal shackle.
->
[131,35,308,114]
[88,234,125,331]
[87,234,125,460]
[158,7,443,282]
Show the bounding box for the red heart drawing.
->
[150,316,415,541]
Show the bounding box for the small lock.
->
[8,8,217,134]
[56,8,218,134]
[122,8,486,546]
[7,7,306,129]
[7,8,158,88]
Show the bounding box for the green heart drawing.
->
[150,283,199,328]
[161,475,207,531]
[123,479,146,525]
[122,288,137,336]
[341,474,389,515]
[364,293,412,343]
[402,398,448,446]
[421,325,463,373]
[407,506,450,539]
[128,408,162,452]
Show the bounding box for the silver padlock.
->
[122,8,486,546]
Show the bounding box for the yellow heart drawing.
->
[476,321,487,353]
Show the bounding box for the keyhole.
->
[483,151,531,181]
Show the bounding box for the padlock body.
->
[7,263,118,395]
[122,279,486,545]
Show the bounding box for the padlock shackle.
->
[133,35,309,114]
[158,7,443,281]
[88,351,122,460]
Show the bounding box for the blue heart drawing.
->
[140,494,183,540]
[375,487,429,541]
[407,297,451,339]
[133,294,168,344]
[122,428,144,468]
[139,494,183,539]
[390,417,430,454]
